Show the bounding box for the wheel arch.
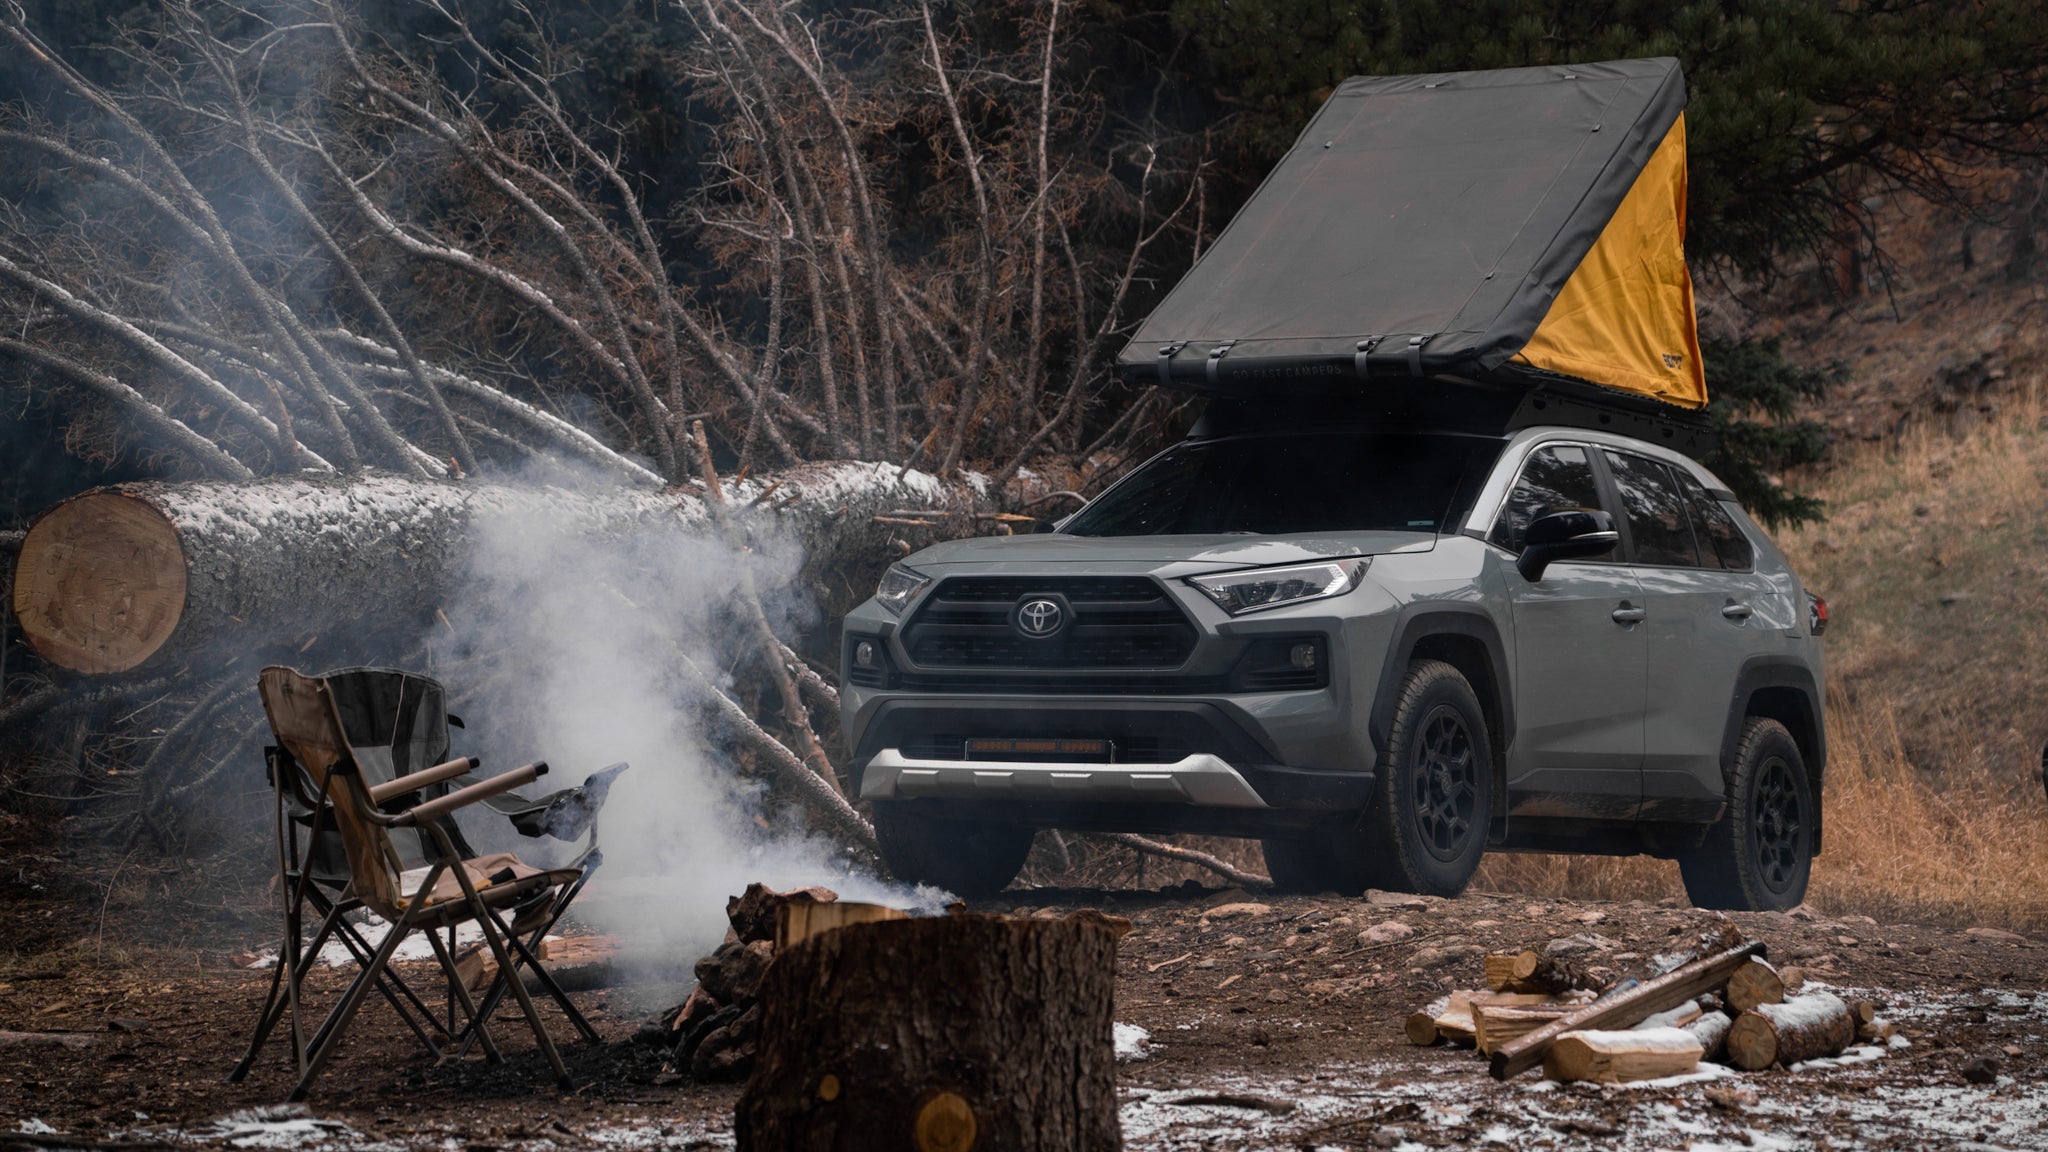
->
[1725,657,1827,853]
[1369,605,1514,842]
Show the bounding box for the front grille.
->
[901,577,1197,670]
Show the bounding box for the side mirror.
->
[1517,508,1620,582]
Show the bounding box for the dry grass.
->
[1092,392,2048,929]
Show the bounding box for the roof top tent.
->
[1118,57,1712,455]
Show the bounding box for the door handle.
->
[1611,604,1646,625]
[1721,602,1754,621]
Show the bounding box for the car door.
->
[1489,443,1646,820]
[1600,449,1777,822]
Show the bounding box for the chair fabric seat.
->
[393,853,580,911]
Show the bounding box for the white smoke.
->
[430,465,944,964]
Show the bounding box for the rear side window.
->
[1674,470,1755,572]
[1603,451,1702,567]
[1489,445,1604,553]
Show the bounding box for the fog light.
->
[855,641,878,668]
[1289,643,1317,670]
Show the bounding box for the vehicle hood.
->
[902,531,1437,576]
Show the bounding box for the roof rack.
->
[1187,375,1716,457]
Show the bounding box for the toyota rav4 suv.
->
[840,399,1826,911]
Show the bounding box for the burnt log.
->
[697,940,777,1004]
[8,463,994,675]
[736,913,1121,1152]
[728,883,839,944]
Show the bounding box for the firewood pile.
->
[649,884,907,1081]
[1407,925,1900,1084]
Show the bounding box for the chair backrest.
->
[258,666,409,919]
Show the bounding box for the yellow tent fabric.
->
[1513,115,1706,408]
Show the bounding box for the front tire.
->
[1679,717,1814,911]
[872,803,1032,898]
[1266,660,1492,896]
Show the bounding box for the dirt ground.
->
[2,880,2044,1152]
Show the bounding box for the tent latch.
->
[1406,333,1436,377]
[1206,339,1238,386]
[1155,342,1186,388]
[1354,336,1383,378]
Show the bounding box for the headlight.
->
[1185,558,1368,615]
[874,564,931,615]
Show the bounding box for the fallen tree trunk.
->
[736,913,1121,1151]
[9,463,995,674]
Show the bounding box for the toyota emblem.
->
[1015,597,1065,637]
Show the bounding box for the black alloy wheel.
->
[1412,706,1481,863]
[1749,755,1805,893]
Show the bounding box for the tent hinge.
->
[1154,342,1186,388]
[1406,333,1437,378]
[1354,336,1383,378]
[1206,339,1238,386]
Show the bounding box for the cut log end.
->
[12,492,186,674]
[1724,959,1786,1014]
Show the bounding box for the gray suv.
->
[840,403,1826,911]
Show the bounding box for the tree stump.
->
[735,913,1121,1152]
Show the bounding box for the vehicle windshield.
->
[1061,431,1503,537]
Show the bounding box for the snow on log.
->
[1726,992,1856,1070]
[1543,1027,1703,1084]
[1688,1009,1734,1063]
[9,463,993,674]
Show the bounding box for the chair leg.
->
[331,916,449,1048]
[471,898,571,1090]
[494,909,601,1045]
[425,928,503,1065]
[289,918,414,1103]
[229,895,345,1082]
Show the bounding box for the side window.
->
[1674,470,1755,572]
[1603,451,1702,567]
[1488,445,1604,553]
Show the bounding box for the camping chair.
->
[246,665,609,1100]
[230,667,624,1086]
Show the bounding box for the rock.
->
[725,883,837,944]
[695,939,775,1003]
[1704,1084,1756,1111]
[1836,935,1860,947]
[1367,890,1430,910]
[1359,920,1416,946]
[1199,887,1254,909]
[1408,943,1484,970]
[1574,910,1606,925]
[1965,927,2027,943]
[1204,902,1273,920]
[1788,903,1821,922]
[1960,1055,2000,1085]
[690,1003,762,1081]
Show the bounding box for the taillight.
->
[1807,592,1828,637]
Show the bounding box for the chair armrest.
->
[397,762,548,826]
[367,756,481,804]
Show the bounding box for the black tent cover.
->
[1118,58,1694,417]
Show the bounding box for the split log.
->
[1723,959,1787,1013]
[1489,941,1765,1080]
[9,463,992,674]
[1421,990,1556,1048]
[1543,1027,1703,1084]
[1849,999,1879,1027]
[1632,1002,1705,1031]
[1688,1010,1734,1062]
[728,883,839,944]
[736,912,1119,1152]
[777,900,909,949]
[1725,992,1856,1070]
[1473,1003,1575,1055]
[1489,948,1597,995]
